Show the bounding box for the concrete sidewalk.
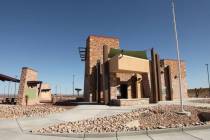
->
[0,126,209,140]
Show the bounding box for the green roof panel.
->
[108,48,147,59]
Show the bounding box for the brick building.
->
[83,35,188,105]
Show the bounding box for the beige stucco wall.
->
[109,55,150,73]
[39,83,52,103]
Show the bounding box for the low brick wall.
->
[111,98,149,106]
[188,88,210,98]
[52,95,80,104]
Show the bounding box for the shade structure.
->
[0,74,20,82]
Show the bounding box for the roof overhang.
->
[41,89,51,92]
[27,81,42,86]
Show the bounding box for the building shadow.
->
[198,112,210,122]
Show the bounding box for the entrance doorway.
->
[120,84,128,99]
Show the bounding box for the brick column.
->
[136,74,142,99]
[127,84,132,99]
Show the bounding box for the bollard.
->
[89,93,92,103]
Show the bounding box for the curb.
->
[32,132,85,138]
[117,130,147,137]
[146,127,183,135]
[183,124,210,131]
[29,124,210,138]
[84,132,117,138]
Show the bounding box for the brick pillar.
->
[136,74,142,99]
[17,67,38,105]
[127,84,132,99]
[103,45,110,104]
[156,54,162,101]
[109,73,118,100]
[142,73,151,98]
[150,49,158,103]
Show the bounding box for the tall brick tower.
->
[84,35,119,102]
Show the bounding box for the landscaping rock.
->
[35,105,210,134]
[0,104,65,119]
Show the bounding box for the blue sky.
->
[0,0,210,95]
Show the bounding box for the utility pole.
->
[14,75,17,98]
[205,64,210,94]
[3,85,6,98]
[171,0,185,113]
[72,74,75,96]
[59,84,62,100]
[65,88,68,95]
[8,81,11,98]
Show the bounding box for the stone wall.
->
[17,67,39,105]
[84,35,119,101]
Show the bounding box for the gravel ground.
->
[35,105,210,134]
[0,104,66,119]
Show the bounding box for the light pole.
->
[3,85,6,98]
[171,0,185,113]
[72,74,75,96]
[59,84,62,100]
[205,64,210,94]
[55,84,58,95]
